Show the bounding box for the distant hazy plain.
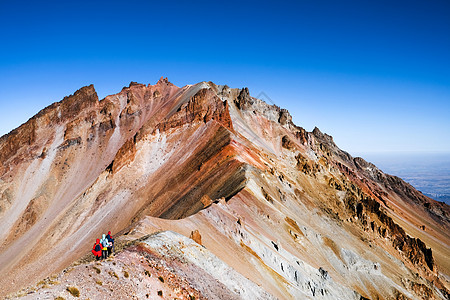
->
[358,153,450,205]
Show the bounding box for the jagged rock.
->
[295,127,309,145]
[189,230,202,245]
[156,76,171,86]
[278,109,292,125]
[235,87,253,110]
[281,135,295,150]
[200,195,213,208]
[156,88,233,132]
[109,135,137,174]
[129,81,144,87]
[59,85,99,121]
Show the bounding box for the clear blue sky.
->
[1,0,449,155]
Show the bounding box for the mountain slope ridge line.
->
[0,78,449,299]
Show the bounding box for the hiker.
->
[91,239,102,261]
[100,234,109,259]
[106,231,114,257]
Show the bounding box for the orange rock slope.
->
[0,78,449,299]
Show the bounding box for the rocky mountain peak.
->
[59,84,99,118]
[312,126,334,144]
[156,76,172,86]
[128,81,145,87]
[235,87,252,110]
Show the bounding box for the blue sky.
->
[0,0,449,155]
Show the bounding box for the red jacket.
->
[91,239,102,257]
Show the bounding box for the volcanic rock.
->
[1,79,449,299]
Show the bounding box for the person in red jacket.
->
[92,239,102,260]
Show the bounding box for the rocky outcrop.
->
[234,87,252,110]
[108,134,137,174]
[357,196,435,273]
[316,153,439,277]
[278,108,292,126]
[156,88,233,132]
[281,135,295,150]
[58,85,99,121]
[190,230,202,245]
[295,127,309,145]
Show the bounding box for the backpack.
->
[94,243,102,252]
[107,234,114,243]
[101,238,108,248]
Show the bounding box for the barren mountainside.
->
[0,78,449,299]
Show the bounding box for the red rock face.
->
[109,136,137,174]
[0,79,449,299]
[156,88,233,132]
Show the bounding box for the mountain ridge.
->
[1,79,449,299]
